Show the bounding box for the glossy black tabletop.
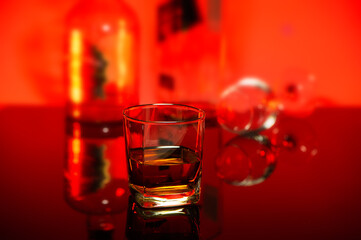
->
[1,106,361,240]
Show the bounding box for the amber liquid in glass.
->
[128,146,201,208]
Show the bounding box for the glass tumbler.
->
[123,103,205,208]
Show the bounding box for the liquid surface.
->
[128,146,201,196]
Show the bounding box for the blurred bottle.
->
[64,0,139,122]
[155,0,222,118]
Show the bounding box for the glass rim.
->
[123,103,206,125]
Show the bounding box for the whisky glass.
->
[123,103,205,208]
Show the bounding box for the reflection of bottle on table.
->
[216,134,277,186]
[64,119,129,236]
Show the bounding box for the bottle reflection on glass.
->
[215,115,319,187]
[215,134,277,186]
[64,119,129,235]
[126,197,200,240]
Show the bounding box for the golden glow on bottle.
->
[69,29,83,104]
[116,20,134,89]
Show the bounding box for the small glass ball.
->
[217,77,279,135]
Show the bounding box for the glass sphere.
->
[215,135,277,186]
[217,77,279,135]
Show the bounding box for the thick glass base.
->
[126,197,200,240]
[129,180,201,208]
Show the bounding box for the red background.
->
[1,1,361,238]
[0,0,361,106]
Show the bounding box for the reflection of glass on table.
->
[126,196,200,240]
[216,134,277,186]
